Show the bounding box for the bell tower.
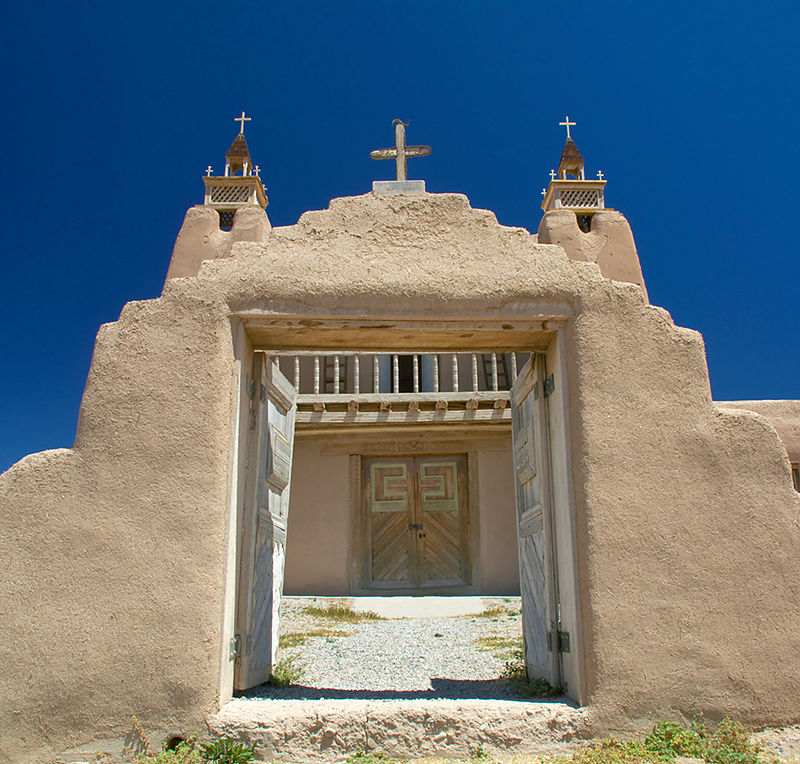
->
[540,116,606,232]
[202,112,269,229]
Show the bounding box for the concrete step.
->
[209,698,589,762]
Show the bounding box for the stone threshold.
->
[209,698,589,762]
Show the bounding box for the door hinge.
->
[548,629,570,653]
[229,634,240,660]
[533,381,539,400]
[246,377,256,399]
[543,374,555,398]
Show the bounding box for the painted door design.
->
[364,455,469,590]
[510,355,560,687]
[234,356,297,691]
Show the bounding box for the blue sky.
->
[0,1,797,472]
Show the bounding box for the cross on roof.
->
[205,165,213,177]
[549,169,557,181]
[234,111,251,134]
[559,115,576,140]
[254,165,260,177]
[596,170,604,180]
[370,119,431,181]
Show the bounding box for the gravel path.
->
[246,596,545,701]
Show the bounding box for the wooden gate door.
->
[363,455,469,590]
[234,356,297,690]
[510,355,560,686]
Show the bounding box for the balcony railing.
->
[264,351,531,424]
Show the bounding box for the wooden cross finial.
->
[559,115,576,139]
[549,169,557,181]
[205,165,213,177]
[370,119,431,181]
[234,111,251,134]
[596,170,604,180]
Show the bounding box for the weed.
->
[475,635,522,659]
[469,743,491,760]
[269,656,304,686]
[501,650,562,698]
[137,739,202,764]
[199,738,256,764]
[552,719,770,764]
[643,718,766,764]
[303,603,383,622]
[345,751,396,763]
[473,604,519,619]
[280,627,349,649]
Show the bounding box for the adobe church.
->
[1,114,799,761]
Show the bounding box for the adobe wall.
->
[1,191,798,760]
[283,436,519,596]
[715,400,800,462]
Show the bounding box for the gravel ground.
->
[246,596,542,701]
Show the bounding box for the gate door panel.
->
[510,355,560,687]
[234,356,297,691]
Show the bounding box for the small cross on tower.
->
[596,170,604,180]
[370,119,431,181]
[205,165,213,177]
[559,115,576,140]
[234,111,251,134]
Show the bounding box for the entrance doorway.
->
[231,341,582,702]
[362,455,470,591]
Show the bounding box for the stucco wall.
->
[1,191,798,760]
[284,439,351,594]
[477,444,519,594]
[715,400,800,463]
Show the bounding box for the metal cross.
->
[205,166,213,177]
[596,170,604,180]
[559,115,576,139]
[370,119,431,181]
[549,169,557,181]
[254,165,261,177]
[541,188,546,196]
[234,111,251,134]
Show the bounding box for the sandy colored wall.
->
[1,191,799,760]
[283,437,520,595]
[538,209,648,300]
[0,295,239,761]
[715,400,800,462]
[284,439,351,594]
[477,444,519,594]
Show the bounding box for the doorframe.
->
[219,312,583,703]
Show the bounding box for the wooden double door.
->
[363,455,470,591]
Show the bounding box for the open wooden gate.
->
[510,354,561,687]
[234,355,297,690]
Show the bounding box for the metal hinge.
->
[246,377,256,399]
[543,374,555,398]
[229,634,240,660]
[533,381,539,400]
[548,629,570,653]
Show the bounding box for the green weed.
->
[280,628,349,648]
[469,743,491,760]
[303,603,383,622]
[501,650,562,698]
[345,751,397,763]
[475,634,522,659]
[199,738,255,764]
[269,656,304,686]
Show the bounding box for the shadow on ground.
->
[238,677,571,703]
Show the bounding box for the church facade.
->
[1,118,799,760]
